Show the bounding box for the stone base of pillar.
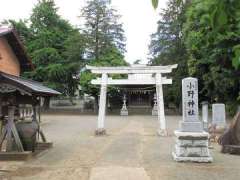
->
[172,130,213,163]
[157,129,168,136]
[120,109,128,116]
[152,109,158,116]
[95,128,106,136]
[172,152,213,162]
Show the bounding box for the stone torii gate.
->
[86,64,178,136]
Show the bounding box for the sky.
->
[0,0,168,64]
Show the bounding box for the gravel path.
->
[0,115,240,180]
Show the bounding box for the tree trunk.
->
[95,13,99,60]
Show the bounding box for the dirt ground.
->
[0,115,240,180]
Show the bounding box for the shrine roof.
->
[0,27,34,72]
[0,71,60,96]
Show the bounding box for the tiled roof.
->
[0,27,34,72]
[0,71,61,96]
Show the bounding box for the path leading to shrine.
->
[1,115,240,180]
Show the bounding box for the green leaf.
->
[152,0,158,9]
[232,45,240,69]
[232,55,240,69]
[210,2,228,30]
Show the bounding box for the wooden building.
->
[0,27,60,158]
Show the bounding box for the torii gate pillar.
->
[95,73,108,135]
[156,73,167,136]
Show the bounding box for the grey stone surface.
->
[193,140,208,147]
[152,108,158,116]
[176,139,208,147]
[176,139,193,146]
[3,115,240,180]
[173,130,212,163]
[120,109,128,116]
[172,152,213,163]
[182,78,199,122]
[120,94,128,116]
[175,145,209,157]
[180,121,203,132]
[152,93,158,116]
[202,102,209,130]
[212,103,226,126]
[180,78,203,132]
[174,130,209,138]
[90,167,151,180]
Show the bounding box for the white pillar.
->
[96,73,108,135]
[155,73,167,136]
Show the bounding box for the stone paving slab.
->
[10,167,89,180]
[96,121,144,167]
[89,166,150,180]
[1,115,239,180]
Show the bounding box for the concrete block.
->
[172,152,213,163]
[176,139,208,147]
[180,121,203,132]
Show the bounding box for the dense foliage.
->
[150,0,240,114]
[81,0,126,59]
[2,0,128,104]
[79,0,127,105]
[3,0,240,113]
[149,0,189,108]
[28,0,86,98]
[2,0,86,99]
[184,0,240,114]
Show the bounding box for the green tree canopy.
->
[149,0,189,107]
[2,0,87,101]
[184,0,240,112]
[81,0,126,59]
[79,0,127,101]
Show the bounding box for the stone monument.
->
[172,77,213,162]
[201,101,209,131]
[212,103,226,127]
[120,94,128,116]
[152,93,158,116]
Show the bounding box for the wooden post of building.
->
[6,106,14,151]
[33,105,37,122]
[6,106,24,152]
[0,95,2,135]
[0,95,4,149]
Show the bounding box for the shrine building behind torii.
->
[86,64,178,136]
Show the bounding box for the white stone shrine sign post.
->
[172,77,213,162]
[86,64,178,136]
[212,103,226,127]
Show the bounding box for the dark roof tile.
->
[0,71,61,96]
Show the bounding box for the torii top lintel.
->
[86,64,178,74]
